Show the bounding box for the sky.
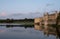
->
[0,0,60,19]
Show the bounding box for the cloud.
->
[0,12,43,19]
[0,12,7,16]
[46,3,54,7]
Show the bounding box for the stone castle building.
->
[34,11,60,26]
[34,11,60,39]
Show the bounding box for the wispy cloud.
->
[46,3,54,7]
[0,12,42,19]
[0,12,7,16]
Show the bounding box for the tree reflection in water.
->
[6,25,34,29]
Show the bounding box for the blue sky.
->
[0,0,60,19]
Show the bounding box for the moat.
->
[0,24,59,39]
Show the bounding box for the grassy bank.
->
[12,21,34,26]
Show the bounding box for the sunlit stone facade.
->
[44,11,58,26]
[34,11,60,26]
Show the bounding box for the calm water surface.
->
[0,25,57,39]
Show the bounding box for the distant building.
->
[34,18,40,25]
[56,11,60,25]
[34,17,43,26]
[34,11,60,26]
[34,11,60,39]
[44,11,58,26]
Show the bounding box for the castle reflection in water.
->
[34,24,60,39]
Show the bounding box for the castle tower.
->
[44,12,49,26]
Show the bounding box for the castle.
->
[34,11,60,26]
[34,11,60,39]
